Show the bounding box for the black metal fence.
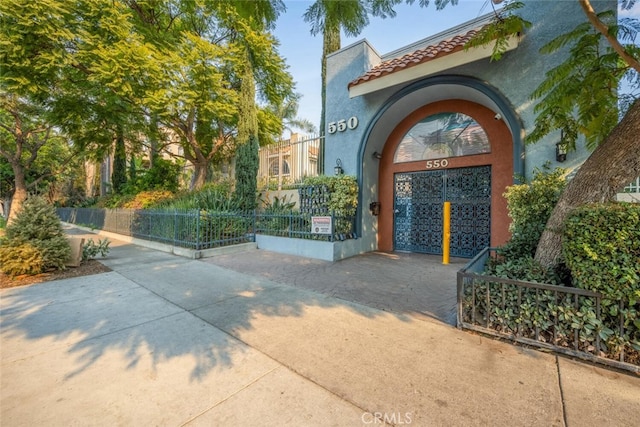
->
[57,208,356,250]
[457,248,639,374]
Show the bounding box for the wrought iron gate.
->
[394,166,491,257]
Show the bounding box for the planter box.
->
[255,234,364,261]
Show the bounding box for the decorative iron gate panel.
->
[393,166,491,257]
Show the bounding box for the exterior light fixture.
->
[556,131,568,163]
[373,151,382,159]
[334,158,344,175]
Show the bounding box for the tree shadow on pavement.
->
[0,242,416,384]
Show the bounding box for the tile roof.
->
[348,27,484,89]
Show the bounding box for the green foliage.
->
[134,157,181,194]
[112,131,128,194]
[300,175,358,217]
[158,181,240,212]
[485,256,559,284]
[0,241,44,277]
[499,165,566,260]
[0,196,70,276]
[464,1,531,61]
[527,10,639,151]
[82,238,110,261]
[463,277,610,356]
[122,191,175,210]
[262,194,297,213]
[563,203,640,358]
[233,135,260,211]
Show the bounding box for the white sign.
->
[311,216,332,235]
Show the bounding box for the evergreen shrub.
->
[0,196,71,276]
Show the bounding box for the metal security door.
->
[393,166,491,257]
[445,166,491,257]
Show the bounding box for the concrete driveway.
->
[1,232,639,426]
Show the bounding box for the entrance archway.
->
[378,99,512,256]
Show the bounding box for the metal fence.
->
[457,248,639,374]
[258,134,323,190]
[57,207,356,249]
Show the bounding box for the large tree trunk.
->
[190,161,208,190]
[8,163,28,224]
[535,100,640,268]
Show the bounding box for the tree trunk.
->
[8,162,28,224]
[190,161,208,190]
[319,22,341,172]
[535,100,640,268]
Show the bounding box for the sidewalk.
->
[1,228,638,426]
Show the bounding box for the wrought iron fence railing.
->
[57,207,356,249]
[457,248,639,374]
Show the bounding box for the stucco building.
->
[322,1,614,259]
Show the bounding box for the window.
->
[624,177,640,193]
[394,112,490,163]
[268,158,290,176]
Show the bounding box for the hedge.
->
[563,202,640,362]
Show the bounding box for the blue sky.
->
[272,0,640,135]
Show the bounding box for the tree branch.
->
[579,0,640,73]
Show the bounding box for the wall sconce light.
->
[373,151,382,160]
[334,158,344,175]
[369,202,380,216]
[556,131,568,163]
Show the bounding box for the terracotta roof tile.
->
[348,27,483,89]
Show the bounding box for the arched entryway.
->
[377,99,513,256]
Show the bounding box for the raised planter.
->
[457,247,639,374]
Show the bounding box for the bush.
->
[0,196,71,277]
[300,175,358,217]
[485,256,559,284]
[563,202,640,359]
[122,190,175,209]
[0,241,44,276]
[82,238,111,261]
[157,181,239,211]
[500,165,566,260]
[127,157,182,194]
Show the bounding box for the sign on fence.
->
[311,216,332,235]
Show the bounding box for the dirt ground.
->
[0,259,112,289]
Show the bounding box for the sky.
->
[272,0,640,135]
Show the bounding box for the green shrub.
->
[126,157,182,194]
[157,181,239,211]
[300,175,358,217]
[563,202,640,359]
[500,165,566,260]
[0,196,71,276]
[122,190,175,209]
[485,256,559,284]
[82,238,111,261]
[0,241,44,276]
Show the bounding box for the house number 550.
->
[328,116,358,134]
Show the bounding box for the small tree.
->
[233,134,259,211]
[0,196,70,276]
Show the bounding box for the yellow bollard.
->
[443,201,451,265]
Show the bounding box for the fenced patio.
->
[457,248,639,374]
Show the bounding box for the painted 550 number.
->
[425,159,449,169]
[328,116,358,134]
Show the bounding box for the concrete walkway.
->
[1,230,639,426]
